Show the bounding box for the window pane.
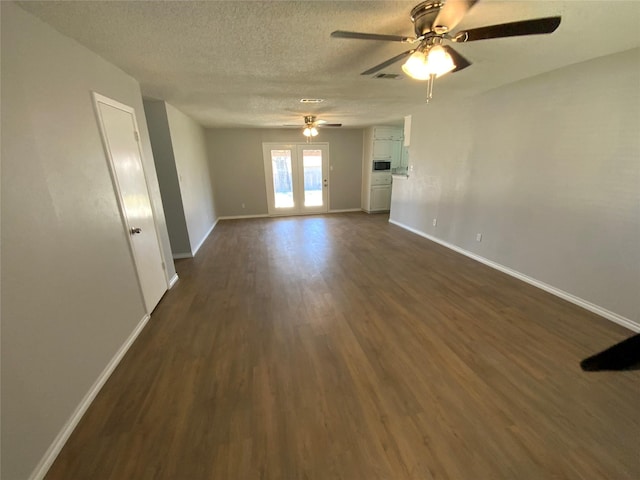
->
[271,150,294,208]
[302,149,322,207]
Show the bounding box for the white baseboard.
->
[328,208,362,213]
[218,214,269,220]
[172,252,192,259]
[168,273,179,288]
[219,211,363,219]
[29,313,152,480]
[389,219,640,333]
[192,218,218,256]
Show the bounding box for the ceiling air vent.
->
[299,98,324,103]
[374,73,401,79]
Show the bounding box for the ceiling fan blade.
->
[452,16,561,42]
[443,45,472,72]
[331,30,415,43]
[433,0,478,32]
[361,49,415,76]
[319,124,342,127]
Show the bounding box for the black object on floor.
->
[580,334,640,371]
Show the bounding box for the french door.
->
[262,143,329,215]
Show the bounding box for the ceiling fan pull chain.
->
[426,74,435,103]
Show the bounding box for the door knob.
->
[130,227,142,235]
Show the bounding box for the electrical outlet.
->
[432,218,437,227]
[476,233,482,242]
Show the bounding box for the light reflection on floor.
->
[267,216,332,277]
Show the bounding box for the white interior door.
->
[263,143,329,215]
[93,93,167,313]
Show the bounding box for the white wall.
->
[391,48,640,327]
[206,128,364,216]
[1,3,175,478]
[165,103,218,254]
[143,99,192,255]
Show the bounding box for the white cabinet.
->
[374,139,402,169]
[362,126,401,213]
[374,126,403,141]
[403,115,412,146]
[373,140,392,159]
[390,141,403,169]
[400,145,409,169]
[370,185,391,211]
[369,173,392,211]
[371,173,392,186]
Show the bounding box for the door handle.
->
[130,227,142,235]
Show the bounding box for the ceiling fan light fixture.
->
[402,45,455,80]
[427,44,455,77]
[303,126,319,137]
[401,50,430,80]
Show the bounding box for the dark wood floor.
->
[46,213,639,479]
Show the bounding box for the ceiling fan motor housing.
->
[411,1,444,36]
[304,115,315,125]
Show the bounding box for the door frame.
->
[295,144,330,215]
[91,92,170,311]
[262,142,330,216]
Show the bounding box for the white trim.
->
[328,208,362,213]
[29,314,152,480]
[389,219,640,333]
[191,219,218,256]
[218,214,269,220]
[172,253,192,259]
[168,273,179,288]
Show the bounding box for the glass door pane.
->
[263,143,328,216]
[301,149,323,207]
[270,149,294,209]
[296,144,328,214]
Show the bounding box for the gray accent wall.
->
[144,99,192,255]
[144,100,217,257]
[1,3,175,478]
[390,48,640,326]
[165,103,218,254]
[206,128,364,216]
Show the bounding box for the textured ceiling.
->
[18,0,640,128]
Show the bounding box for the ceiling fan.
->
[331,0,561,101]
[285,115,342,139]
